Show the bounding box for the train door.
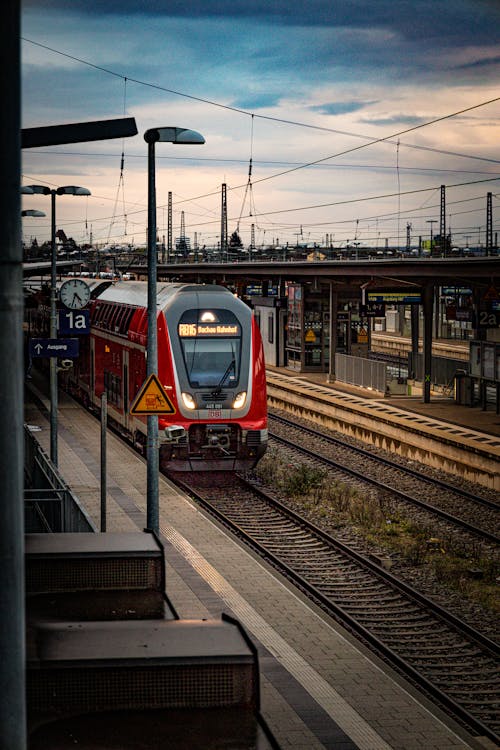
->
[278,307,287,366]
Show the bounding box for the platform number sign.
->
[58,309,90,335]
[477,310,500,328]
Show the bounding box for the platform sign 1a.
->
[30,338,80,358]
[58,309,90,335]
[130,374,176,415]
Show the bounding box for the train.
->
[30,279,268,471]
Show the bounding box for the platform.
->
[266,366,500,491]
[23,377,498,750]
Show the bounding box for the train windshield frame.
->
[178,308,242,388]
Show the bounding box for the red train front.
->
[72,281,267,471]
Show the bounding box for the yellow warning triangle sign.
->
[130,374,176,415]
[305,329,316,342]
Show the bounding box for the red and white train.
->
[38,280,268,471]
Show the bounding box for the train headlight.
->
[181,392,197,410]
[232,391,247,409]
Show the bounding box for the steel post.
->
[422,284,434,403]
[146,137,159,533]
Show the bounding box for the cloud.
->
[360,115,430,127]
[21,0,500,44]
[311,101,377,116]
[20,1,500,249]
[231,93,282,110]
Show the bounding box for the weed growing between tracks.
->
[252,448,499,620]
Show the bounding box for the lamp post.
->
[143,127,205,532]
[25,185,91,466]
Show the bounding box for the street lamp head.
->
[144,127,205,145]
[56,186,91,196]
[24,184,51,195]
[21,209,46,217]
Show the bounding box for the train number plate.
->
[208,410,222,418]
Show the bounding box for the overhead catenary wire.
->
[106,77,128,244]
[21,36,499,246]
[237,115,254,233]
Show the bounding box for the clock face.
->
[59,278,91,309]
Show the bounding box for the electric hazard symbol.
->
[130,374,176,415]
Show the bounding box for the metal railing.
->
[24,425,96,533]
[335,353,387,393]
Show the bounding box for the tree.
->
[229,231,243,249]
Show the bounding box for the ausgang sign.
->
[29,338,79,358]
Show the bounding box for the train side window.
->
[121,308,135,334]
[267,313,274,344]
[101,304,114,329]
[113,307,125,333]
[104,369,122,408]
[109,305,121,331]
[91,303,102,326]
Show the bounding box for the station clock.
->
[59,278,91,310]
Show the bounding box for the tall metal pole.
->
[486,192,493,256]
[50,189,58,465]
[422,284,434,404]
[221,182,228,261]
[1,0,26,746]
[146,136,159,533]
[167,191,172,264]
[327,282,338,383]
[439,185,446,256]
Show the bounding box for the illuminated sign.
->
[178,323,240,337]
[367,292,421,304]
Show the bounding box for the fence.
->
[335,353,387,393]
[408,353,467,388]
[24,425,96,533]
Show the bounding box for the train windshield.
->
[178,309,242,388]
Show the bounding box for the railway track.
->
[168,469,500,745]
[268,411,500,548]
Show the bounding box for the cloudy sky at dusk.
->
[21,0,500,250]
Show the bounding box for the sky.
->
[21,0,500,251]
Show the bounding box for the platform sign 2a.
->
[130,374,176,415]
[58,309,90,335]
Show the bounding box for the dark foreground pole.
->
[0,1,27,747]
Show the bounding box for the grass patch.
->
[252,452,499,616]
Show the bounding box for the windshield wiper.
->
[211,358,235,398]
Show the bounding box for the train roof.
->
[94,281,233,310]
[24,277,113,298]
